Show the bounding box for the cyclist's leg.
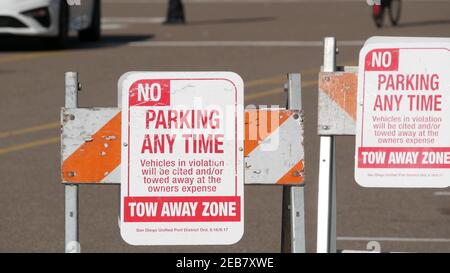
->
[388,0,401,26]
[373,2,385,28]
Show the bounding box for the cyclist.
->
[372,0,402,28]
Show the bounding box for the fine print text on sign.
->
[120,72,244,245]
[355,37,450,188]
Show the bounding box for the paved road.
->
[1,0,450,252]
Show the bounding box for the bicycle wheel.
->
[372,5,384,28]
[388,0,402,26]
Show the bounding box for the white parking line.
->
[129,40,365,47]
[433,191,450,196]
[102,17,165,24]
[101,23,126,30]
[338,236,450,243]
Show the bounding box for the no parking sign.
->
[355,37,450,188]
[119,72,244,245]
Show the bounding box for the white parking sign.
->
[355,37,450,188]
[119,72,244,245]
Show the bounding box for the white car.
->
[0,0,101,47]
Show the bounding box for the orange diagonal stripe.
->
[276,160,304,185]
[319,72,357,120]
[244,110,292,157]
[62,113,122,183]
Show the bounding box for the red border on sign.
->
[126,77,240,203]
[359,48,450,162]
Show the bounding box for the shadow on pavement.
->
[0,34,154,52]
[187,16,276,26]
[396,19,450,28]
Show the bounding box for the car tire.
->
[47,1,69,49]
[78,0,101,42]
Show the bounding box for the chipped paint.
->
[318,69,358,135]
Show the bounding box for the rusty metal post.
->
[65,72,80,253]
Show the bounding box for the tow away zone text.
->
[358,147,450,168]
[124,196,240,222]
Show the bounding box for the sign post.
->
[281,74,306,253]
[64,72,80,253]
[287,73,307,253]
[119,72,245,245]
[355,37,450,188]
[316,37,338,253]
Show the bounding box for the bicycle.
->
[372,0,402,28]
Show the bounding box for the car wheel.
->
[47,1,69,49]
[78,0,101,42]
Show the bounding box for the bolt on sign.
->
[119,72,244,245]
[355,37,450,188]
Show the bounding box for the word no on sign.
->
[119,72,244,245]
[355,37,450,188]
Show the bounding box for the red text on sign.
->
[145,109,220,129]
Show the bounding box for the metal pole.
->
[281,74,306,253]
[316,37,337,253]
[281,187,291,253]
[65,72,80,253]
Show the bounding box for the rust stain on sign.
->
[276,160,304,185]
[319,72,357,120]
